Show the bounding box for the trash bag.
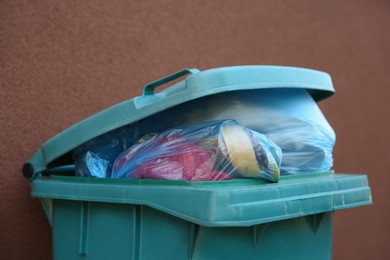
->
[73,124,138,178]
[139,88,335,175]
[112,120,282,182]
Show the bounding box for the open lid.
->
[23,65,334,179]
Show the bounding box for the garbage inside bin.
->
[111,120,282,182]
[73,78,335,180]
[139,88,335,175]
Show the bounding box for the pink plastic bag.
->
[112,120,282,182]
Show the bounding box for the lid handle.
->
[143,68,200,96]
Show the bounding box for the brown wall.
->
[1,0,389,259]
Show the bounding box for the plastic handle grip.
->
[142,68,200,96]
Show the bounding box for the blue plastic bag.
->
[73,124,138,177]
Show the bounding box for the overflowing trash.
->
[139,89,335,175]
[73,89,335,182]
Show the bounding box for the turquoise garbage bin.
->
[24,66,372,260]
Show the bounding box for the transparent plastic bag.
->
[73,124,138,178]
[139,89,335,175]
[112,120,282,182]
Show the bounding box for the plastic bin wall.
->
[31,173,371,260]
[52,200,332,260]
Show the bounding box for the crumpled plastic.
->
[112,120,282,182]
[73,124,138,178]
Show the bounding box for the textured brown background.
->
[1,0,389,259]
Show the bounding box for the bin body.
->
[52,200,332,260]
[31,173,371,260]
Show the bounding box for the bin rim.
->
[30,172,372,227]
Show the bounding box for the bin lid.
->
[24,65,334,179]
[31,173,371,227]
